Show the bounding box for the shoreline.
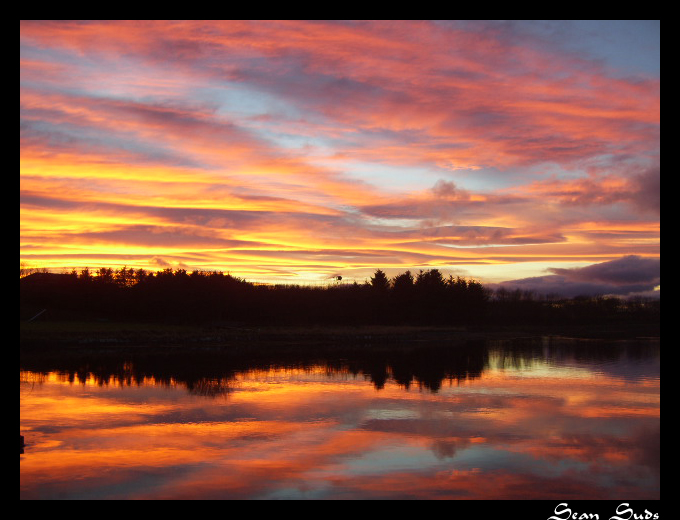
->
[20,319,660,354]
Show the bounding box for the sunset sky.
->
[20,20,660,296]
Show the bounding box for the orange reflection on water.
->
[20,352,659,499]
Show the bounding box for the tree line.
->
[20,266,659,329]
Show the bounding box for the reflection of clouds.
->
[21,347,659,499]
[431,438,472,460]
[592,356,660,384]
[630,422,661,478]
[489,339,660,383]
[543,350,660,384]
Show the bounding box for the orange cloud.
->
[20,21,660,285]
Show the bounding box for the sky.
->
[20,20,660,297]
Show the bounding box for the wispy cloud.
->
[20,21,660,285]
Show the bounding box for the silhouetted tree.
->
[415,268,446,290]
[413,269,448,323]
[133,268,149,284]
[392,270,414,293]
[96,267,115,284]
[20,263,49,278]
[115,266,135,288]
[19,264,659,330]
[369,269,390,292]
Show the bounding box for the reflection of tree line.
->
[20,342,490,394]
[20,267,659,328]
[19,338,658,395]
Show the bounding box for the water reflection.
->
[20,338,659,499]
[20,340,494,395]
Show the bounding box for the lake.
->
[20,337,660,500]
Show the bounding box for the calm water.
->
[20,338,660,500]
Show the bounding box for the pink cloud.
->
[20,21,660,282]
[21,20,659,171]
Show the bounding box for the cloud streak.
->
[20,21,660,286]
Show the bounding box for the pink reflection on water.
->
[20,355,659,500]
